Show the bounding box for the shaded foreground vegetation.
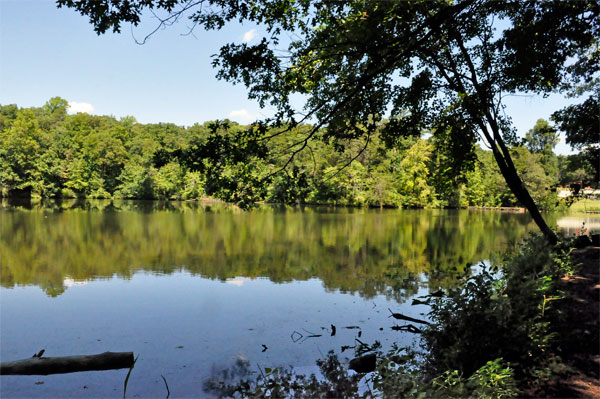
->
[204,235,597,398]
[1,99,594,211]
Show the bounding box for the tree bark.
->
[0,352,134,375]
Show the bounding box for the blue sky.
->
[0,0,578,154]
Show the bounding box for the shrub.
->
[421,233,571,383]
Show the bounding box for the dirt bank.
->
[548,246,599,398]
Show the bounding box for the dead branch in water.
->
[388,308,430,325]
[1,351,134,376]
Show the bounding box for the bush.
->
[431,358,517,399]
[421,233,571,385]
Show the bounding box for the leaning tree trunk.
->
[495,151,558,244]
[487,124,559,245]
[442,31,559,246]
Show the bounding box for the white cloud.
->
[68,101,95,114]
[63,277,88,287]
[225,277,252,287]
[228,108,257,123]
[243,29,257,43]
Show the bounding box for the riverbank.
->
[569,198,600,213]
[544,245,599,398]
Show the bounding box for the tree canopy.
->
[56,0,600,243]
[2,99,571,212]
[552,92,600,183]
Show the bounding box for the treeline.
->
[1,97,595,209]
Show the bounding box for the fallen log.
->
[1,351,134,375]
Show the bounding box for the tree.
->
[43,96,69,116]
[552,93,600,184]
[0,109,43,196]
[0,104,19,132]
[115,160,155,199]
[557,153,595,186]
[397,139,436,208]
[154,162,184,199]
[57,0,600,243]
[463,162,487,207]
[524,119,559,155]
[510,146,554,207]
[524,119,559,182]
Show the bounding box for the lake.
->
[1,199,597,397]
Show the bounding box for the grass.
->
[568,198,600,213]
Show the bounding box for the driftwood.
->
[391,324,423,333]
[388,308,430,325]
[0,351,134,375]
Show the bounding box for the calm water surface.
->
[1,200,597,397]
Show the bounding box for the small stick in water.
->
[161,375,170,399]
[388,308,430,325]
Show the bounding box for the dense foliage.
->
[58,0,599,243]
[552,92,600,184]
[0,99,582,210]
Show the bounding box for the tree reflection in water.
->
[1,199,545,300]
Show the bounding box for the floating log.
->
[0,351,134,375]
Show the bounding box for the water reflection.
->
[3,200,595,398]
[0,199,551,299]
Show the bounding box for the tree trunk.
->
[0,352,134,375]
[489,142,558,245]
[441,31,559,246]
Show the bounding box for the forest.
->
[0,97,594,210]
[2,1,599,396]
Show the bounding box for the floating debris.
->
[341,345,353,352]
[291,331,303,343]
[391,324,422,334]
[302,328,322,338]
[388,308,430,325]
